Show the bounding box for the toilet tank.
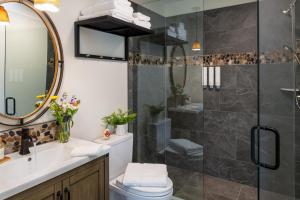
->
[94,133,133,180]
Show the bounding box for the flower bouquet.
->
[49,93,80,143]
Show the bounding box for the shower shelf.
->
[74,15,154,61]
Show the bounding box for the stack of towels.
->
[120,163,168,187]
[132,12,151,29]
[79,0,152,30]
[79,0,134,22]
[177,22,187,40]
[167,25,177,38]
[167,22,187,41]
[169,139,203,159]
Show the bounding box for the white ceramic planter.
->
[116,124,127,136]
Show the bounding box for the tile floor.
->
[169,165,297,200]
[204,175,257,200]
[204,175,298,200]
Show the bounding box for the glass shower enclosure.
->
[128,0,204,199]
[128,0,300,199]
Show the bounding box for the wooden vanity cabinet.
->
[8,155,109,200]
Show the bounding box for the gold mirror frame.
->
[0,0,64,126]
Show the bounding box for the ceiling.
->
[131,0,257,17]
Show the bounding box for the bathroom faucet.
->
[19,128,32,156]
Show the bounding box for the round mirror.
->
[0,0,63,126]
[169,45,187,95]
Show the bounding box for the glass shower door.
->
[257,0,297,199]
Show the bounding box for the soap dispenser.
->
[0,137,4,160]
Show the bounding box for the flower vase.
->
[58,119,71,143]
[116,124,127,136]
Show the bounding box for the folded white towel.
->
[81,1,133,16]
[168,26,176,32]
[123,163,168,187]
[167,29,177,38]
[178,22,185,29]
[96,0,131,7]
[177,33,187,40]
[169,139,203,156]
[79,9,134,22]
[133,12,151,22]
[177,28,186,34]
[133,19,151,29]
[71,145,103,157]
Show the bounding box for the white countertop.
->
[0,138,110,200]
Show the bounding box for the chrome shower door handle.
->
[251,126,280,170]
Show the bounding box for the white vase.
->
[116,124,127,136]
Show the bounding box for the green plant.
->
[102,109,136,128]
[172,84,184,96]
[145,103,165,117]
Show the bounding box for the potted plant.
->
[102,109,136,136]
[49,92,80,143]
[145,103,165,122]
[171,84,189,106]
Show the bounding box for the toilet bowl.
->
[94,133,173,200]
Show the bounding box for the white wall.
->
[0,0,128,141]
[48,0,128,141]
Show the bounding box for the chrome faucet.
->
[19,128,32,155]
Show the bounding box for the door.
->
[62,160,106,200]
[256,0,297,199]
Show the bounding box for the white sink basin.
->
[0,138,110,199]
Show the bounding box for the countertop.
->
[0,138,110,199]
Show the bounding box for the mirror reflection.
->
[0,2,55,117]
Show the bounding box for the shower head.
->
[282,8,292,15]
[282,0,297,15]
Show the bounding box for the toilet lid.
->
[114,175,173,197]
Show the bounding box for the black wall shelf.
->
[75,15,154,61]
[139,33,188,46]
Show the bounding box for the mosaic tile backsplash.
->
[128,51,294,66]
[0,121,58,155]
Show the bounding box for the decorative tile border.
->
[128,52,165,66]
[0,121,58,155]
[128,51,293,66]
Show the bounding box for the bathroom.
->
[0,0,299,199]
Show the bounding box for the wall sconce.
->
[34,0,60,12]
[192,8,201,51]
[0,6,10,26]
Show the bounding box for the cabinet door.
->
[8,182,62,200]
[62,159,106,200]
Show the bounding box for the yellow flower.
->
[50,96,58,100]
[36,94,46,99]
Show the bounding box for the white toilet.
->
[94,133,173,200]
